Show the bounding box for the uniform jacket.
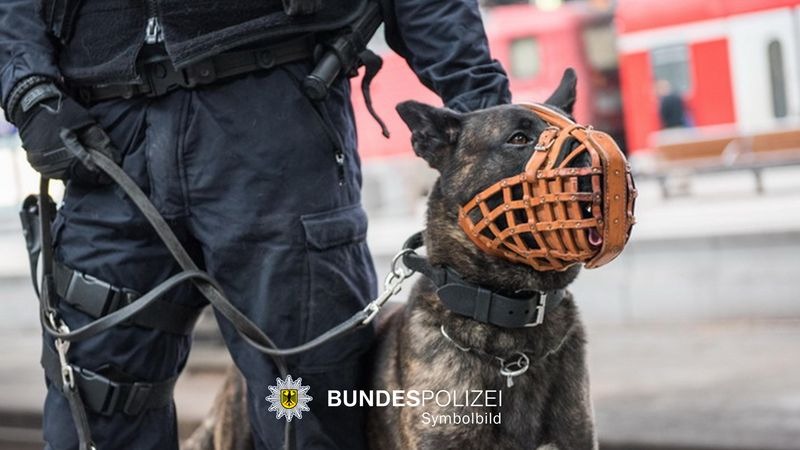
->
[0,0,510,113]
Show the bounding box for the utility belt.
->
[70,35,316,105]
[67,15,390,136]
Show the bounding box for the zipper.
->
[309,98,347,186]
[145,17,162,44]
[144,1,162,44]
[283,67,348,186]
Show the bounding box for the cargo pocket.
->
[299,203,377,371]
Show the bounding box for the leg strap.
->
[42,343,177,416]
[53,261,201,335]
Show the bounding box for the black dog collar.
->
[401,232,565,328]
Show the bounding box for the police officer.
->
[0,1,510,449]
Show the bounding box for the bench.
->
[637,124,800,198]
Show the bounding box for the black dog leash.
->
[34,131,562,449]
[44,130,389,356]
[33,130,416,450]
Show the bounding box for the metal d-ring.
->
[499,351,530,387]
[500,351,530,376]
[391,248,415,279]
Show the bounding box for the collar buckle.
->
[523,293,547,328]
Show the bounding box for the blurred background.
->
[2,0,800,448]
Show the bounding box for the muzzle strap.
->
[584,131,636,268]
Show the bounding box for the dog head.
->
[397,69,584,293]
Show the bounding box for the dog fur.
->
[182,69,596,450]
[366,69,597,450]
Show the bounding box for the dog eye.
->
[507,132,532,145]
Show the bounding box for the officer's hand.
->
[13,83,121,186]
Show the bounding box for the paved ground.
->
[3,278,800,449]
[589,320,800,450]
[2,305,799,449]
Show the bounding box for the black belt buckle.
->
[144,59,182,97]
[63,269,139,318]
[76,368,154,416]
[144,58,218,97]
[64,271,117,317]
[77,369,122,416]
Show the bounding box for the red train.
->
[353,1,622,159]
[617,0,800,156]
[353,0,800,160]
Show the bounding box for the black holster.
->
[20,194,57,297]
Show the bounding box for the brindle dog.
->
[367,69,596,450]
[183,69,595,450]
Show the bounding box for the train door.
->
[728,7,800,132]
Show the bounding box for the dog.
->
[183,69,596,450]
[366,69,597,450]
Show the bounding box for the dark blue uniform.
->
[0,1,510,449]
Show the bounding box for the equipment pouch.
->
[39,0,84,44]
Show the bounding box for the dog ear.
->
[396,100,462,171]
[545,68,578,114]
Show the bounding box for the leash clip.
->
[57,340,75,389]
[51,315,75,389]
[361,248,416,325]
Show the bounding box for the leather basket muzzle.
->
[458,103,637,272]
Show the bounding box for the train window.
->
[650,45,691,94]
[510,37,541,79]
[582,24,617,71]
[767,39,788,118]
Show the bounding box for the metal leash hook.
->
[362,248,416,325]
[49,312,97,450]
[48,312,75,388]
[499,351,530,388]
[56,338,75,389]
